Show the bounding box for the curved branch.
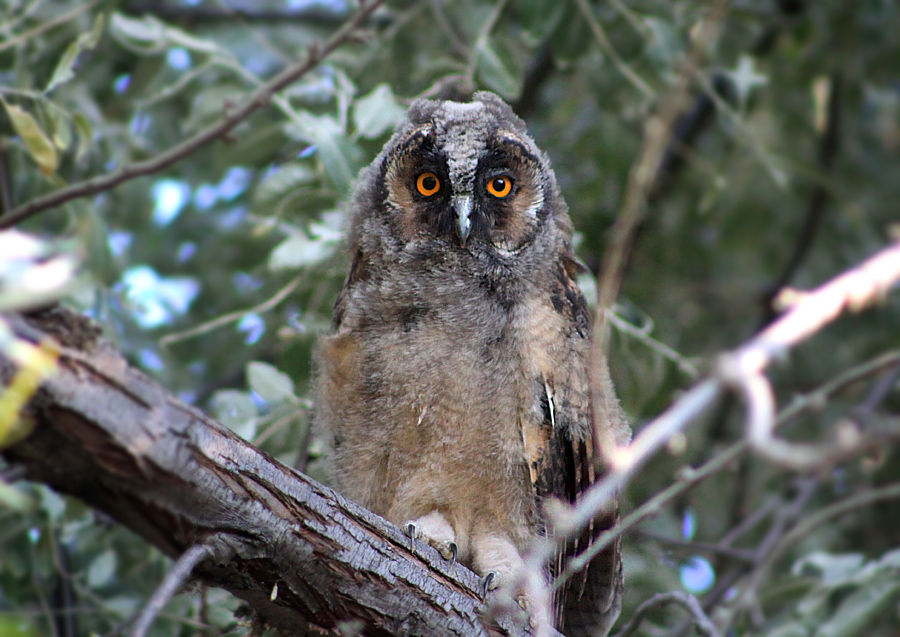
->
[611,592,718,637]
[0,0,386,229]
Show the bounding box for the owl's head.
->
[349,92,572,267]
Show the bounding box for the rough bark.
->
[0,308,531,636]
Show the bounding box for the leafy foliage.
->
[1,0,900,635]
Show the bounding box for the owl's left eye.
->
[486,176,513,198]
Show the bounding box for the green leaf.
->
[644,17,684,74]
[0,616,39,637]
[520,0,566,43]
[764,623,811,637]
[211,390,257,440]
[815,580,900,637]
[1,98,58,175]
[247,362,295,404]
[475,41,519,99]
[109,13,166,52]
[87,549,117,589]
[792,552,865,586]
[268,233,338,271]
[353,84,405,139]
[0,482,35,513]
[253,163,316,212]
[45,13,105,92]
[45,103,72,151]
[73,112,93,161]
[292,113,362,195]
[38,485,66,521]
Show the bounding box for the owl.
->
[315,91,630,636]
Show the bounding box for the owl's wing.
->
[533,256,625,637]
[332,248,367,330]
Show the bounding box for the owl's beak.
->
[453,194,473,246]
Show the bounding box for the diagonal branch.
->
[0,0,386,229]
[0,308,528,637]
[552,240,900,591]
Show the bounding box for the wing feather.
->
[532,258,625,637]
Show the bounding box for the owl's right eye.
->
[416,172,441,197]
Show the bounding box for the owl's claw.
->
[483,571,499,598]
[404,512,457,562]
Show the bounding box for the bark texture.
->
[0,308,532,636]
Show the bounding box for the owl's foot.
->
[404,511,457,563]
[473,534,553,631]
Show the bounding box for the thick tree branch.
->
[0,308,527,637]
[0,0,385,229]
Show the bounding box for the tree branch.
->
[0,308,527,637]
[0,0,385,230]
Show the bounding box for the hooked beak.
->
[453,194,473,246]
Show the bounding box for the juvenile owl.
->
[316,91,630,636]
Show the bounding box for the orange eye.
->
[416,172,441,197]
[486,175,513,198]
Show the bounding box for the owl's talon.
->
[406,522,418,543]
[483,571,499,597]
[448,542,457,564]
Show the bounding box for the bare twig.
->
[0,0,386,229]
[612,591,719,637]
[725,481,900,623]
[557,347,900,594]
[589,0,728,465]
[130,543,214,637]
[428,0,469,58]
[668,478,818,637]
[464,0,510,91]
[607,309,701,379]
[551,242,900,594]
[723,242,900,471]
[573,0,654,99]
[635,530,756,563]
[159,273,303,348]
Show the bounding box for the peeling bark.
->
[0,308,530,636]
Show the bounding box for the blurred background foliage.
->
[1,0,900,635]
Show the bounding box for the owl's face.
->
[368,92,560,260]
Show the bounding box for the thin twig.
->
[130,543,212,637]
[159,273,303,348]
[612,591,719,637]
[668,478,818,637]
[589,0,728,462]
[635,530,756,563]
[463,0,510,90]
[573,0,654,99]
[0,0,386,229]
[428,0,468,58]
[0,0,102,53]
[607,309,701,379]
[555,348,900,590]
[726,481,900,622]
